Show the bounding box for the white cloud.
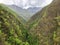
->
[0,0,53,9]
[0,0,14,4]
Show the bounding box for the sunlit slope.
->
[0,4,30,45]
[27,0,60,45]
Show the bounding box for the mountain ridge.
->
[8,5,42,21]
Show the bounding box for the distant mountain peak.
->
[8,5,42,21]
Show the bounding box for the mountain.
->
[0,4,30,45]
[0,4,39,45]
[26,0,60,45]
[8,5,33,21]
[27,7,42,14]
[1,0,60,45]
[8,5,42,21]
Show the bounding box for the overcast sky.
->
[0,0,53,9]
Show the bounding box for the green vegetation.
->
[0,4,38,45]
[25,0,60,45]
[0,0,60,45]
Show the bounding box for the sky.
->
[0,0,53,9]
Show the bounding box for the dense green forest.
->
[0,4,38,45]
[0,0,60,45]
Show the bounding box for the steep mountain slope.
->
[0,4,39,45]
[1,0,60,45]
[8,5,33,21]
[8,5,42,21]
[0,4,30,45]
[26,0,60,45]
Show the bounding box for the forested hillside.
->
[0,4,39,45]
[27,0,60,45]
[0,0,60,45]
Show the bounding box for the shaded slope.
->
[27,0,60,45]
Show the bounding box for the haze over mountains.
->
[0,0,53,21]
[8,5,42,21]
[26,7,42,14]
[0,0,53,9]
